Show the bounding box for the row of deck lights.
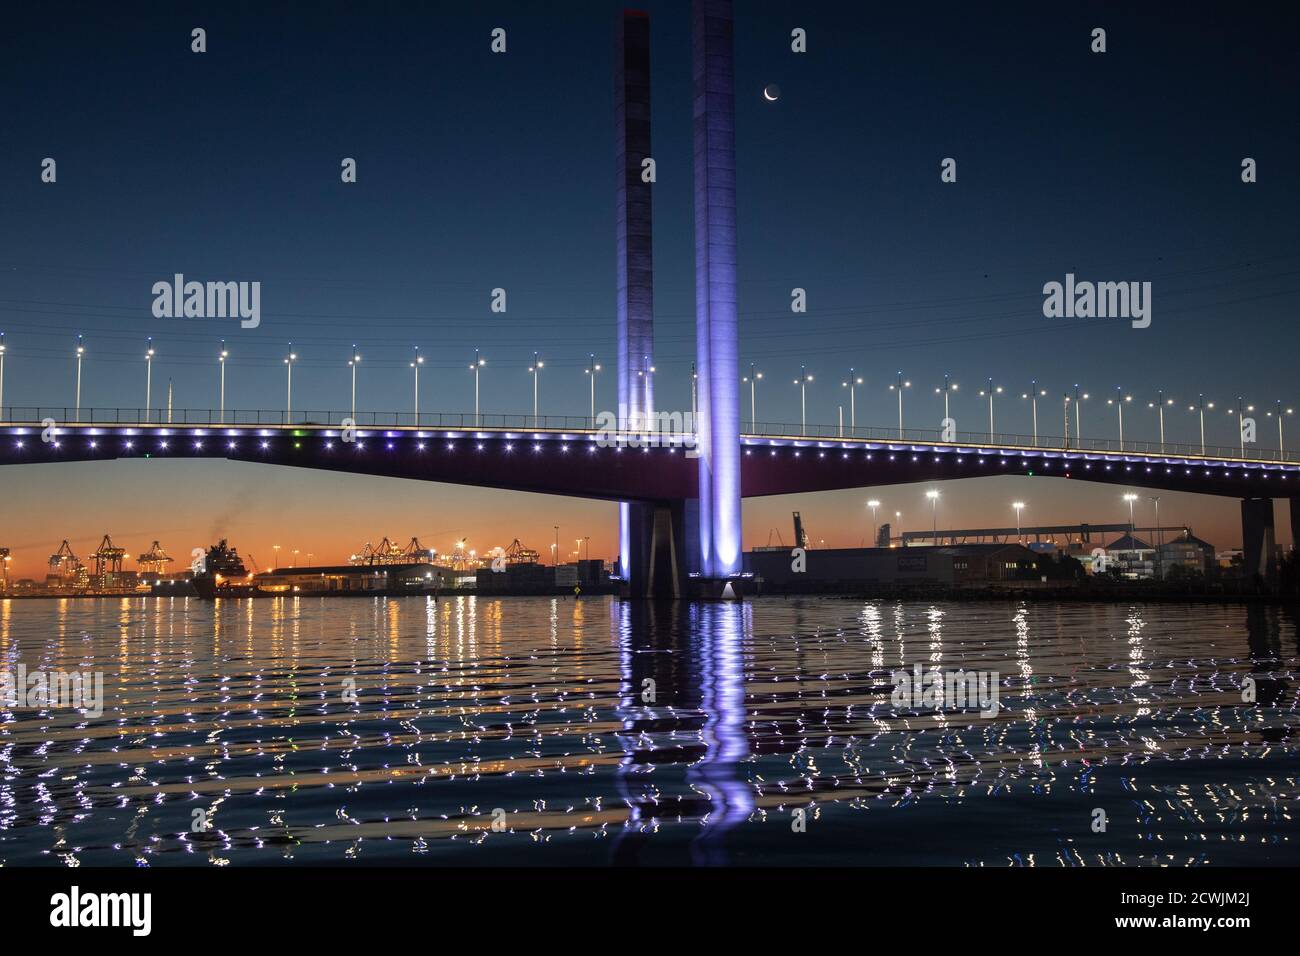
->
[0,336,1294,455]
[7,423,1294,477]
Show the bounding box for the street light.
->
[0,332,6,419]
[1147,390,1173,448]
[867,499,881,546]
[1073,385,1089,445]
[283,344,297,421]
[1228,395,1253,457]
[794,366,813,435]
[410,347,424,421]
[1267,400,1294,455]
[691,363,698,421]
[1106,387,1132,449]
[841,368,863,432]
[528,352,544,425]
[744,364,763,431]
[272,544,281,569]
[348,346,361,420]
[935,374,958,421]
[218,341,228,423]
[74,335,85,420]
[978,378,1003,441]
[1123,492,1138,536]
[635,357,654,429]
[926,489,940,544]
[1020,381,1046,446]
[144,337,155,422]
[584,354,601,425]
[470,350,485,425]
[1188,395,1213,456]
[889,372,911,438]
[1012,501,1025,542]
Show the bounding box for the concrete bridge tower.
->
[691,0,743,593]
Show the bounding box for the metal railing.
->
[1,407,1294,464]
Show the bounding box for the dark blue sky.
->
[1,1,1298,571]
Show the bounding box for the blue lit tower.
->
[692,0,742,583]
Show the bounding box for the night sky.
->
[1,1,1298,576]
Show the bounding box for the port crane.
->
[90,534,128,582]
[48,540,85,582]
[137,541,174,577]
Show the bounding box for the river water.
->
[0,595,1295,866]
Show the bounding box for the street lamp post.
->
[1013,501,1025,542]
[74,335,85,420]
[528,352,544,425]
[867,499,881,546]
[1232,395,1253,456]
[144,337,155,422]
[634,358,655,429]
[218,341,228,423]
[0,332,6,420]
[584,354,601,425]
[841,368,862,432]
[1148,390,1172,448]
[470,350,485,426]
[1123,492,1138,536]
[1268,400,1293,455]
[978,378,1003,441]
[1021,381,1044,446]
[889,372,911,438]
[283,344,297,421]
[410,347,424,422]
[1189,395,1213,456]
[744,364,763,431]
[1107,388,1132,449]
[349,346,361,420]
[794,366,813,435]
[935,374,958,422]
[1073,385,1089,446]
[926,489,940,544]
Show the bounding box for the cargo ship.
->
[193,539,261,600]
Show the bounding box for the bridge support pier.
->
[1241,497,1278,584]
[622,500,690,600]
[1291,498,1300,555]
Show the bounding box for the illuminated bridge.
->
[2,406,1296,593]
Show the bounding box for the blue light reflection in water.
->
[0,595,1295,866]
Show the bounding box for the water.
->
[0,595,1295,866]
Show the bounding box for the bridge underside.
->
[5,427,1297,500]
[4,425,1297,590]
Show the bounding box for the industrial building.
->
[746,543,1041,592]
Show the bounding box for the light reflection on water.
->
[0,595,1295,866]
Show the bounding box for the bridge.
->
[2,405,1295,594]
[1,3,1293,598]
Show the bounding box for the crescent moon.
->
[763,90,776,101]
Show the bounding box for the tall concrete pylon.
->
[615,10,657,586]
[692,0,743,586]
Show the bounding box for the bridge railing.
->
[744,420,1300,464]
[0,407,603,431]
[2,407,1295,464]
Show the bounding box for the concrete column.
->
[692,0,742,580]
[1291,497,1300,554]
[1241,497,1278,584]
[615,11,656,582]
